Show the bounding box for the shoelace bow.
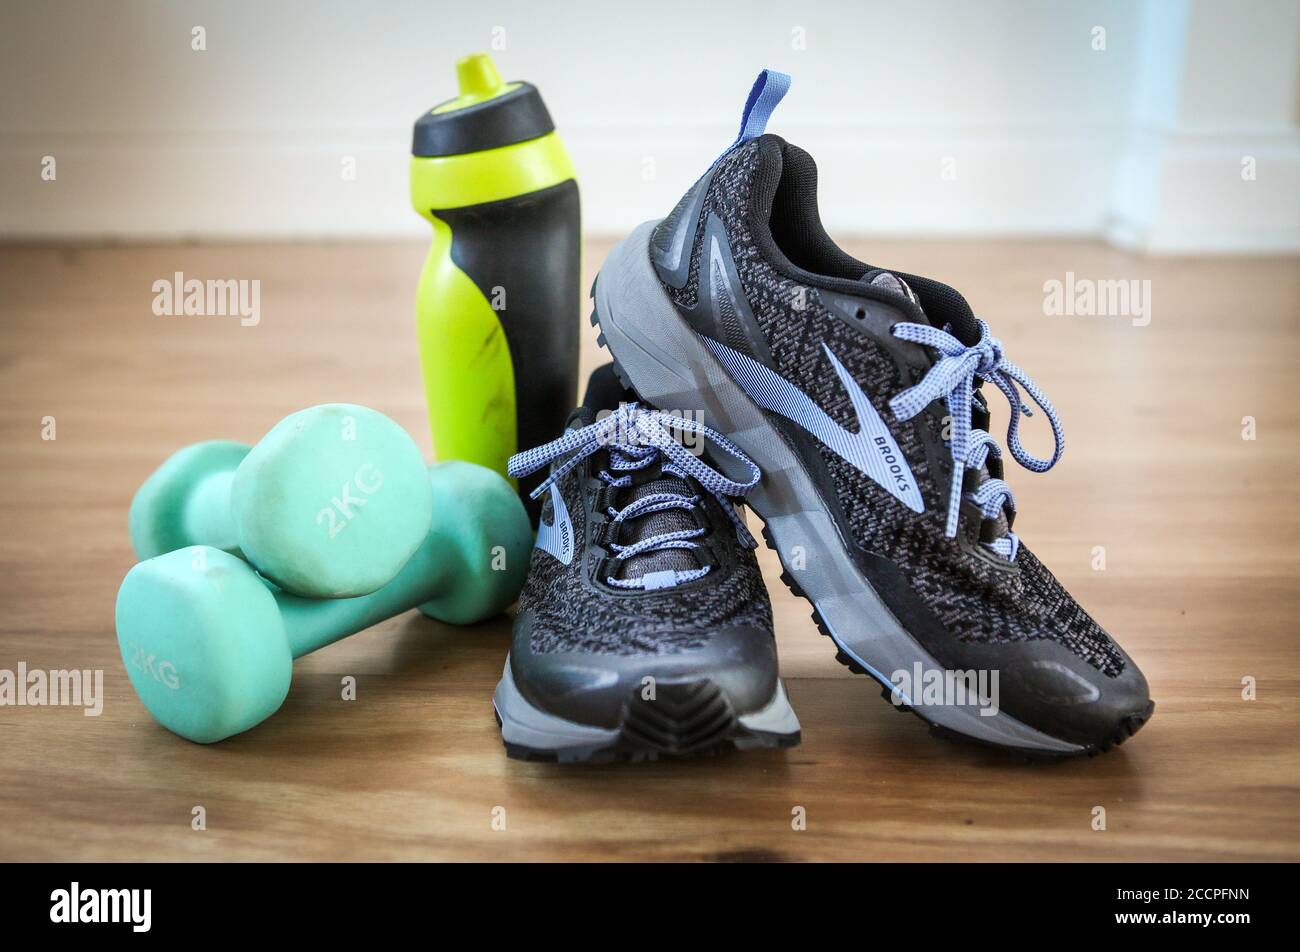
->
[888,319,1064,561]
[508,404,760,589]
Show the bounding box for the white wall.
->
[1,0,1297,251]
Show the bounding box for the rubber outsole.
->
[499,715,801,765]
[496,667,801,764]
[758,522,1155,760]
[590,278,1155,762]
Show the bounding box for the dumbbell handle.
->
[272,531,452,659]
[183,468,239,551]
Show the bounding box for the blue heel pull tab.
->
[736,69,791,145]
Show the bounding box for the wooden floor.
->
[2,237,1297,862]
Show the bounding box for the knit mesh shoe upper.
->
[509,374,773,659]
[516,456,773,657]
[653,136,1125,679]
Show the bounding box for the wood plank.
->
[1,238,1297,861]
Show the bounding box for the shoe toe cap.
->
[510,623,779,731]
[996,640,1153,750]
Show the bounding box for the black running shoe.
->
[492,364,801,763]
[591,70,1153,757]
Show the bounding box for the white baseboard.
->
[1106,126,1300,254]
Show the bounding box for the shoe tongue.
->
[615,472,702,581]
[862,269,921,309]
[566,405,597,429]
[582,362,635,413]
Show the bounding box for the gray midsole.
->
[595,221,1084,755]
[494,657,801,751]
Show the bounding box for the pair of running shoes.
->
[493,70,1153,762]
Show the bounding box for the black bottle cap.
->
[413,79,555,158]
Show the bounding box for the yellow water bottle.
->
[411,53,580,523]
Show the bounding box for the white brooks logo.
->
[700,336,924,513]
[535,482,575,564]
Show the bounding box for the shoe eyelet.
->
[854,307,867,320]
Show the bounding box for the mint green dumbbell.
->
[129,404,433,598]
[116,461,530,744]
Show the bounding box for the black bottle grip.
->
[433,179,581,524]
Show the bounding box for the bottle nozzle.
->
[455,53,504,103]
